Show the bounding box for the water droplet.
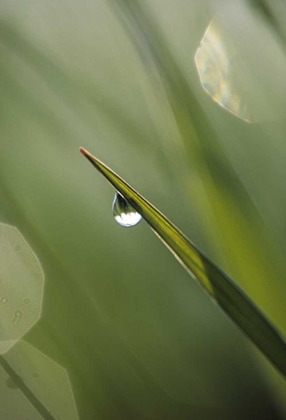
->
[15,244,21,252]
[112,193,142,227]
[1,297,8,304]
[32,372,38,379]
[23,298,30,304]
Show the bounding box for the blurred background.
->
[0,0,285,418]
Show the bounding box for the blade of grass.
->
[80,147,286,378]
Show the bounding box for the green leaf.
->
[80,147,286,379]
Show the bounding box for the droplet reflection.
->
[112,193,142,227]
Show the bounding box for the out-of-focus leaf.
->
[80,147,286,379]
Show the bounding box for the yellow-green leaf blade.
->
[80,147,286,378]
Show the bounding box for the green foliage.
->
[1,0,286,419]
[81,148,286,378]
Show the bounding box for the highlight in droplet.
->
[112,193,142,227]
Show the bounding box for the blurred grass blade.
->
[80,147,286,378]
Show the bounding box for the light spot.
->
[0,223,44,354]
[4,341,79,420]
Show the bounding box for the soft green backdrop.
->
[0,0,285,419]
